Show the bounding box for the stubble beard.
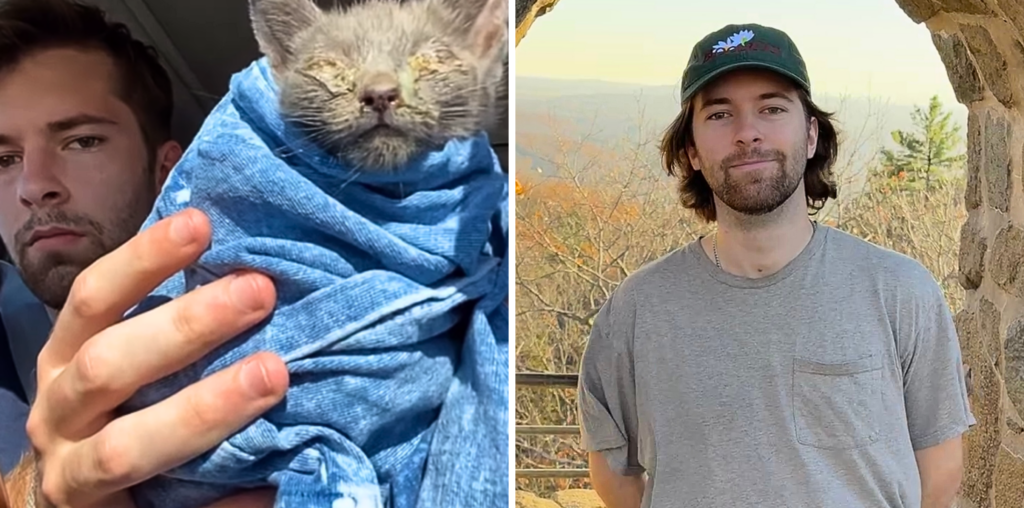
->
[701,137,808,217]
[13,172,157,310]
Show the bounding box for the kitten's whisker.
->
[337,169,362,190]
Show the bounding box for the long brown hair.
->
[660,85,839,223]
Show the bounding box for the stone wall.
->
[514,0,1024,505]
[515,0,559,47]
[907,1,1024,505]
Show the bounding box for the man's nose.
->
[733,112,764,146]
[17,149,69,208]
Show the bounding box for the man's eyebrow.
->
[698,91,795,111]
[0,114,118,148]
[699,97,732,111]
[47,114,118,133]
[759,91,795,103]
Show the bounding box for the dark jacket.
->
[0,261,51,473]
[0,382,29,473]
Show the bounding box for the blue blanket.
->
[119,57,509,508]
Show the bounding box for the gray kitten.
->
[249,0,508,171]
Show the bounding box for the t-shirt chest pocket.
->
[792,353,884,450]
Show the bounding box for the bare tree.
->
[514,92,967,496]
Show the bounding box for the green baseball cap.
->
[679,23,810,105]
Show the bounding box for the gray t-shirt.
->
[578,224,976,508]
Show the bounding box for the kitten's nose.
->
[360,76,401,113]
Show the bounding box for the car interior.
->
[0,0,510,262]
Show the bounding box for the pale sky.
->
[516,0,961,107]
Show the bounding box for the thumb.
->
[203,488,276,508]
[0,474,10,508]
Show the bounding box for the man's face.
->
[0,48,178,309]
[687,68,818,217]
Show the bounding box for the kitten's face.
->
[250,0,507,172]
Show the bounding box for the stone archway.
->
[514,0,1024,505]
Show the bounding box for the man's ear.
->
[249,0,322,73]
[687,145,701,171]
[153,140,183,190]
[806,116,819,160]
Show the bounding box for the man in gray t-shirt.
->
[577,23,975,508]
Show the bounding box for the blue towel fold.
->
[119,57,509,508]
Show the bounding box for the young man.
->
[0,1,287,506]
[578,23,975,508]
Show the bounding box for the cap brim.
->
[680,61,811,105]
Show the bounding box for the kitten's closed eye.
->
[301,58,356,97]
[250,0,507,171]
[409,45,464,79]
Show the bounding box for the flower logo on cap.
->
[713,29,755,52]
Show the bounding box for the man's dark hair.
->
[659,83,839,223]
[0,0,173,156]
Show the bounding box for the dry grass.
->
[514,114,968,495]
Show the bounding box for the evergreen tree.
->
[879,95,965,190]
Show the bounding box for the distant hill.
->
[516,76,969,187]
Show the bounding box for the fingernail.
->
[170,213,195,245]
[229,274,265,312]
[241,358,274,398]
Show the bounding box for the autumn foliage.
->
[515,131,968,495]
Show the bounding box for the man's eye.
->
[68,136,103,149]
[765,107,785,114]
[0,154,21,168]
[708,112,729,120]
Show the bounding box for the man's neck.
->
[702,194,817,279]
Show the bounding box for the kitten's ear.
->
[440,0,508,62]
[468,0,508,62]
[249,0,322,71]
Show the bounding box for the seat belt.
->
[0,262,52,404]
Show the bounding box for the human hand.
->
[23,208,289,508]
[1,468,10,508]
[203,488,276,508]
[1,451,35,508]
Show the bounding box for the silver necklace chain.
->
[713,220,817,269]
[713,232,721,268]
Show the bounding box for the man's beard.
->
[12,178,156,310]
[701,139,807,217]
